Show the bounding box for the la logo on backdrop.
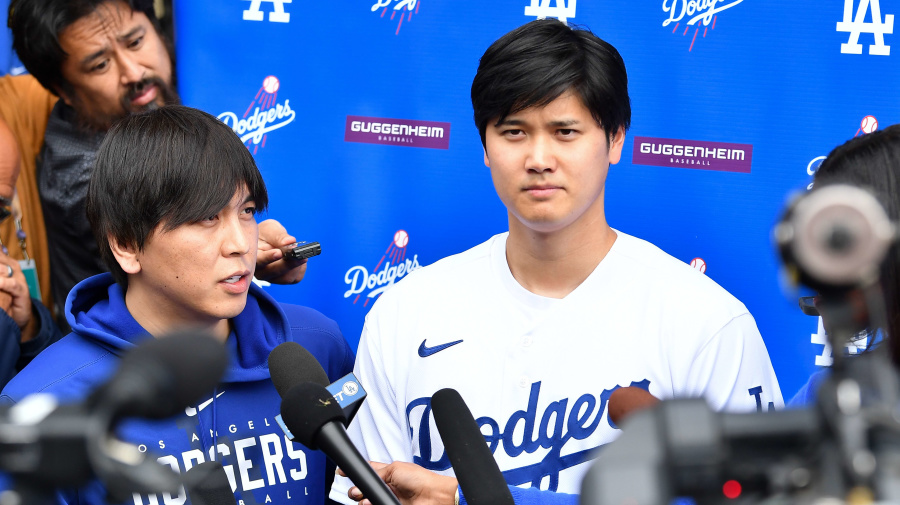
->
[662,0,744,51]
[218,76,296,155]
[837,0,893,55]
[344,230,424,308]
[524,0,576,24]
[242,0,292,23]
[370,0,420,35]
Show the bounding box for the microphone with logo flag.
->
[431,388,515,505]
[268,341,330,393]
[268,342,367,423]
[279,382,401,505]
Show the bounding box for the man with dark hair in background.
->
[7,0,306,326]
[2,105,355,505]
[331,19,782,505]
[789,124,900,406]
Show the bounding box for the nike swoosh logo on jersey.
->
[185,391,225,417]
[418,339,464,357]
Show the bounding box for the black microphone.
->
[269,342,367,423]
[0,331,229,503]
[280,382,401,505]
[268,342,330,398]
[431,388,514,505]
[184,461,236,505]
[87,330,229,419]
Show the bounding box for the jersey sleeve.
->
[329,306,411,504]
[681,313,784,412]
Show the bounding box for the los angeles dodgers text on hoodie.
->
[1,273,354,505]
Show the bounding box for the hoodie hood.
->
[66,273,291,382]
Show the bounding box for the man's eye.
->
[242,206,257,215]
[128,36,144,49]
[90,60,109,72]
[202,214,219,222]
[558,129,576,136]
[503,129,524,137]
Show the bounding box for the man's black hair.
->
[86,105,269,286]
[471,19,631,146]
[813,124,900,365]
[8,0,159,97]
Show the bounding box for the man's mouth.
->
[223,275,242,284]
[525,185,562,197]
[130,84,158,107]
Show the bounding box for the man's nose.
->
[526,135,557,173]
[223,217,252,257]
[118,53,146,86]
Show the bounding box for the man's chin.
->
[70,106,126,134]
[71,92,180,133]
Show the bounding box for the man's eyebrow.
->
[77,26,144,67]
[119,25,145,42]
[493,118,581,128]
[80,47,110,67]
[494,118,525,127]
[548,119,579,127]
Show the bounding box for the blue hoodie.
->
[1,273,355,505]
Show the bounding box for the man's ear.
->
[109,236,142,275]
[608,127,626,165]
[483,146,491,168]
[53,83,74,107]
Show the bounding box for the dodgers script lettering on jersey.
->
[406,379,650,491]
[406,379,777,492]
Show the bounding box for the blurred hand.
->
[255,219,308,284]
[341,461,458,505]
[0,254,35,342]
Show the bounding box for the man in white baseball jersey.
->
[331,19,783,505]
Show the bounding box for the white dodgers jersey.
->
[330,232,783,502]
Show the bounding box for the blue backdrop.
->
[167,0,896,399]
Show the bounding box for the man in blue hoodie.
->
[0,105,355,505]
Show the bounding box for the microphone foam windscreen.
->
[94,329,229,418]
[280,382,346,449]
[431,388,514,505]
[268,342,330,398]
[129,330,229,410]
[185,461,235,505]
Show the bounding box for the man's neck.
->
[124,285,230,341]
[505,214,617,299]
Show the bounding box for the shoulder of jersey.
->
[611,231,749,314]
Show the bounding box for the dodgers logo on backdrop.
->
[524,0,576,25]
[662,0,744,51]
[345,116,451,149]
[837,0,893,55]
[344,230,424,308]
[371,0,420,35]
[806,115,878,189]
[632,136,753,173]
[243,0,291,22]
[218,76,296,155]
